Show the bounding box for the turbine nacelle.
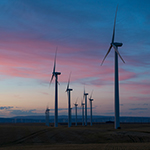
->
[89,98,93,102]
[111,42,123,47]
[81,101,85,106]
[84,93,88,96]
[74,103,78,107]
[66,88,73,92]
[45,108,50,114]
[54,72,61,76]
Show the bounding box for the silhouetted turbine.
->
[83,88,88,126]
[74,98,78,126]
[66,72,73,127]
[81,98,85,126]
[89,90,94,126]
[101,6,125,129]
[45,106,50,126]
[50,48,61,127]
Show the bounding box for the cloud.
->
[0,106,14,110]
[122,80,150,95]
[129,108,148,111]
[129,96,150,101]
[10,109,37,116]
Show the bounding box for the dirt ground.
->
[0,123,150,150]
[1,143,150,150]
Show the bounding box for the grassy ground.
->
[0,123,150,149]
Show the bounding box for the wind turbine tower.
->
[45,107,50,126]
[70,107,72,125]
[50,49,61,127]
[66,72,73,127]
[89,90,94,126]
[84,89,88,126]
[101,6,125,129]
[81,99,85,126]
[74,99,78,126]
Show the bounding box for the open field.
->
[0,123,150,149]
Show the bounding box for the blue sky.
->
[0,0,150,117]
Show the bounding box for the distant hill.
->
[0,116,150,123]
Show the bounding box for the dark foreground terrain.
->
[0,123,150,150]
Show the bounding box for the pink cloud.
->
[129,96,150,101]
[121,80,150,95]
[0,31,141,86]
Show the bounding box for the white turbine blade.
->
[49,74,54,86]
[67,91,69,99]
[90,90,94,99]
[66,71,72,91]
[101,45,112,65]
[57,80,60,85]
[76,97,78,104]
[50,48,57,86]
[80,98,83,106]
[112,5,118,43]
[112,44,125,63]
[83,87,85,101]
[53,47,58,73]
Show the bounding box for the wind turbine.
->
[83,88,88,126]
[81,98,85,126]
[74,98,78,126]
[45,107,50,126]
[50,49,61,127]
[70,107,72,125]
[89,90,94,126]
[66,72,73,128]
[101,6,125,129]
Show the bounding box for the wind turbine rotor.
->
[112,44,125,63]
[49,48,58,85]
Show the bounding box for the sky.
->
[0,0,150,118]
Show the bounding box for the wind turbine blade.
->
[81,98,82,107]
[83,87,85,100]
[67,71,72,90]
[57,80,60,85]
[90,90,94,99]
[50,48,57,86]
[112,44,125,63]
[49,74,54,86]
[84,86,86,95]
[101,45,112,65]
[53,47,58,74]
[76,98,78,104]
[112,5,118,43]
